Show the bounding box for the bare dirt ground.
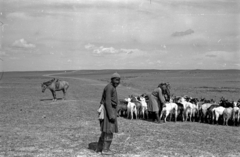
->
[0,70,240,157]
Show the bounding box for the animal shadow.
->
[88,142,98,152]
[40,98,63,101]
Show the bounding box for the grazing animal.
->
[196,101,205,121]
[223,107,233,126]
[212,106,225,125]
[159,102,178,122]
[176,102,184,121]
[41,78,69,101]
[237,100,240,108]
[130,95,142,119]
[139,96,148,119]
[237,108,240,126]
[117,99,128,117]
[199,103,212,123]
[232,107,240,126]
[177,97,196,122]
[206,104,219,124]
[191,104,199,122]
[233,102,237,107]
[125,98,137,120]
[220,97,234,108]
[185,106,192,122]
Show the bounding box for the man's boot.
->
[155,112,161,123]
[101,133,113,155]
[95,132,104,154]
[102,141,113,155]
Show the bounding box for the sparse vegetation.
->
[0,70,240,157]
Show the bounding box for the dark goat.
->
[117,99,128,117]
[219,98,234,108]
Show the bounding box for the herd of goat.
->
[117,95,240,126]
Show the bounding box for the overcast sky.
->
[0,0,239,71]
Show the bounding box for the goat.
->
[159,102,178,123]
[125,98,137,120]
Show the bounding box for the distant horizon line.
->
[2,68,240,73]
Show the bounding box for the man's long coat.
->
[147,87,166,113]
[100,83,118,133]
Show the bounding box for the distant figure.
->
[95,73,121,155]
[147,83,170,123]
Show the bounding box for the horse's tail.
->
[65,82,70,90]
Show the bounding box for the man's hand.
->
[109,118,115,123]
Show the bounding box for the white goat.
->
[178,97,195,121]
[125,97,137,120]
[212,106,225,124]
[160,102,178,122]
[139,96,148,119]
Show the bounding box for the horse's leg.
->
[51,91,56,101]
[62,89,66,100]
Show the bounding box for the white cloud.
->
[204,51,235,61]
[84,44,96,50]
[84,44,140,55]
[12,39,36,48]
[93,46,118,54]
[7,12,32,19]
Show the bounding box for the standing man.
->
[95,72,121,155]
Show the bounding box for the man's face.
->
[112,78,120,87]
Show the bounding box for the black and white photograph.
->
[0,0,239,156]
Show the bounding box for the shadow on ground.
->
[88,142,98,151]
[40,98,63,101]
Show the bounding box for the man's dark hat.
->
[111,72,121,79]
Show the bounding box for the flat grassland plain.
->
[0,70,240,157]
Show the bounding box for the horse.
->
[41,78,69,101]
